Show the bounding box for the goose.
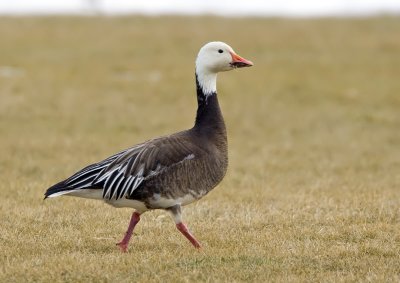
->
[44,41,253,252]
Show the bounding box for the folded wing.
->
[44,134,197,200]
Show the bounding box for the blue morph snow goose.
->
[45,42,253,252]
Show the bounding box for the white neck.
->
[195,65,217,96]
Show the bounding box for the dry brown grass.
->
[0,16,399,282]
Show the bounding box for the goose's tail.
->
[44,181,75,199]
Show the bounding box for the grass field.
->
[0,16,399,282]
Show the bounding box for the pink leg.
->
[176,222,201,249]
[116,211,141,252]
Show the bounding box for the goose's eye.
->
[218,49,224,54]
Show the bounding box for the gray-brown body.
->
[129,126,228,209]
[45,80,228,213]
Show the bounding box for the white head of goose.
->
[45,41,253,252]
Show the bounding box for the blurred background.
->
[1,0,400,16]
[1,1,399,282]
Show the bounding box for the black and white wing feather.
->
[44,134,197,200]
